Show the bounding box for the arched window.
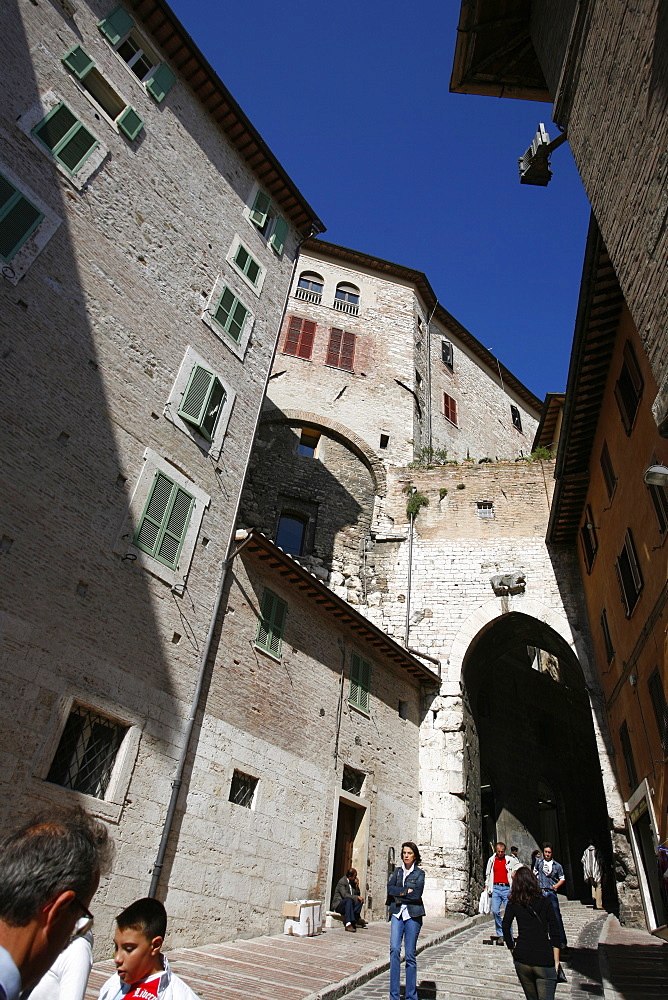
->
[275,513,308,556]
[296,271,323,303]
[334,282,360,315]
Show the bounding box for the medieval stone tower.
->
[239,238,639,921]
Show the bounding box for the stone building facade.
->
[0,0,322,950]
[451,0,668,436]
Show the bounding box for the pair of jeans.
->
[491,883,511,937]
[335,896,361,925]
[389,915,421,1000]
[513,960,558,1000]
[542,890,567,946]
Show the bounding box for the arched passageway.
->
[462,611,615,908]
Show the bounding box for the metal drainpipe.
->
[404,506,415,647]
[148,228,313,898]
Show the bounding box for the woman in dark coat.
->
[502,866,561,1000]
[386,842,425,1000]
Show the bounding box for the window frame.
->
[0,162,61,283]
[202,274,255,360]
[61,46,144,140]
[0,174,44,263]
[246,187,288,257]
[98,5,176,102]
[580,504,598,573]
[31,690,142,825]
[19,91,109,190]
[441,339,454,370]
[619,720,638,791]
[275,512,308,556]
[348,652,371,714]
[615,528,643,617]
[164,347,235,460]
[133,471,195,570]
[476,500,494,519]
[228,769,259,809]
[443,391,458,426]
[114,448,210,589]
[226,235,266,294]
[600,442,617,501]
[600,607,615,664]
[614,340,644,435]
[254,587,288,659]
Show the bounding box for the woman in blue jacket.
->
[386,842,425,1000]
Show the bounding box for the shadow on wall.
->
[0,0,180,876]
[239,407,378,579]
[462,611,616,910]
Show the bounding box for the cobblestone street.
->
[85,902,668,1000]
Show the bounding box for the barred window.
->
[46,705,127,798]
[229,770,258,808]
[342,765,365,796]
[477,501,494,519]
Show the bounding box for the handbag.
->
[478,889,491,914]
[556,964,567,983]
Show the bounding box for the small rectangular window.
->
[177,364,226,442]
[510,405,522,432]
[600,608,614,664]
[477,501,494,519]
[441,340,453,369]
[61,46,144,139]
[297,428,320,457]
[233,242,262,286]
[349,652,371,713]
[46,705,127,799]
[32,103,99,175]
[283,316,316,360]
[619,720,638,790]
[615,528,643,616]
[648,670,668,756]
[255,588,288,658]
[326,328,356,371]
[342,765,365,795]
[380,434,389,450]
[212,286,248,343]
[600,442,617,500]
[134,471,195,569]
[614,341,644,434]
[647,459,668,536]
[0,173,43,262]
[398,700,408,720]
[580,505,598,573]
[443,392,458,425]
[229,770,258,808]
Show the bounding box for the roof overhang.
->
[128,0,324,237]
[532,393,565,452]
[450,0,550,101]
[547,216,625,544]
[233,529,441,684]
[303,238,543,415]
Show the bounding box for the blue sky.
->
[170,0,591,402]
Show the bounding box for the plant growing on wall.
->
[404,486,430,519]
[439,487,448,500]
[531,446,552,461]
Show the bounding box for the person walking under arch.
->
[485,841,521,943]
[532,844,567,948]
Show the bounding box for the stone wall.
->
[0,0,306,954]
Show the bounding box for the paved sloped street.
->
[85,901,668,1000]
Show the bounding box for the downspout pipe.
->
[148,230,312,898]
[404,503,415,647]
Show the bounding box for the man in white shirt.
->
[0,807,111,1000]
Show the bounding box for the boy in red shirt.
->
[99,899,197,1000]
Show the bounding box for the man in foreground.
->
[0,807,111,1000]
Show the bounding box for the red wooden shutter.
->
[298,320,316,359]
[283,316,302,355]
[444,392,458,424]
[327,327,343,366]
[340,331,355,370]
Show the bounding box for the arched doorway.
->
[463,611,613,904]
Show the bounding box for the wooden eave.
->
[238,531,440,683]
[303,238,543,415]
[127,0,324,237]
[547,219,624,545]
[450,0,550,101]
[532,393,565,451]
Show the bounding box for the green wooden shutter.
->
[255,589,287,657]
[234,243,261,285]
[0,175,43,262]
[270,216,288,256]
[33,105,99,175]
[250,191,271,227]
[98,5,134,45]
[213,286,248,342]
[349,652,361,707]
[358,657,371,712]
[201,377,226,441]
[145,63,176,102]
[134,471,194,569]
[178,365,215,428]
[62,45,95,80]
[118,106,144,140]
